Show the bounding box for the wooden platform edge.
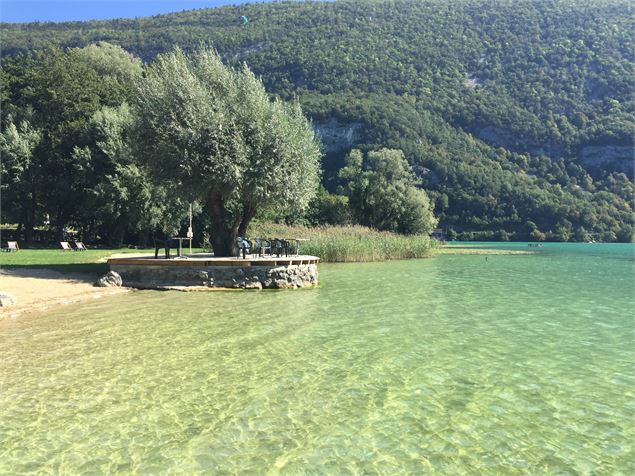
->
[107,257,320,267]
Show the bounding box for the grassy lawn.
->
[0,248,157,274]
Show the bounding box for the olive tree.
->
[133,46,321,256]
[339,148,437,235]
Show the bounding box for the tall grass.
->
[248,223,438,262]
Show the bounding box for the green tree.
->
[0,117,42,242]
[552,221,573,242]
[71,42,143,105]
[339,148,437,234]
[133,46,321,255]
[1,43,143,241]
[529,229,547,242]
[306,186,352,226]
[574,226,591,242]
[616,225,634,243]
[73,103,178,245]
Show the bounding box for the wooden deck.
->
[107,254,320,267]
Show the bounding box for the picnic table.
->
[289,238,309,256]
[171,237,192,258]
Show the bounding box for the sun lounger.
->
[2,241,19,252]
[60,241,73,251]
[73,241,87,251]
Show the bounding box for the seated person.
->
[236,237,251,258]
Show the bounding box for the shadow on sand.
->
[0,263,108,278]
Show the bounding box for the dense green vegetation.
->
[1,0,633,242]
[0,44,325,254]
[0,44,146,244]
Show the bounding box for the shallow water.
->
[1,243,633,474]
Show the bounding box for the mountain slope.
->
[2,0,633,240]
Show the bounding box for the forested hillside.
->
[2,0,633,241]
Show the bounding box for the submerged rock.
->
[0,292,16,307]
[95,271,123,287]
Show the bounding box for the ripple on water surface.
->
[1,243,634,474]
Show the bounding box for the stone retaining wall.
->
[111,263,318,290]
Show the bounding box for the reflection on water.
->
[1,243,633,474]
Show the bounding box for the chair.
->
[236,237,252,259]
[153,236,172,259]
[254,238,272,257]
[272,238,289,257]
[60,241,73,251]
[73,241,87,251]
[3,241,19,252]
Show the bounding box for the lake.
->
[1,243,633,474]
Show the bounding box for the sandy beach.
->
[0,267,130,319]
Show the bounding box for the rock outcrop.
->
[95,271,123,287]
[314,119,363,153]
[580,146,634,177]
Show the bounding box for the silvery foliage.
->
[133,46,321,223]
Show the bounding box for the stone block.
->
[0,292,16,307]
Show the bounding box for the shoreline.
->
[435,247,535,255]
[0,267,131,320]
[0,246,532,318]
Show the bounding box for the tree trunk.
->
[206,190,238,257]
[111,219,125,248]
[206,192,258,257]
[138,231,149,248]
[56,209,65,241]
[25,177,37,244]
[24,210,34,244]
[237,203,257,239]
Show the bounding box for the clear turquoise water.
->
[1,243,633,474]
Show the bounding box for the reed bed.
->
[248,224,438,262]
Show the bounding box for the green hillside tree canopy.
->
[133,46,321,256]
[1,1,633,242]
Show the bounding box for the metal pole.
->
[188,203,193,255]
